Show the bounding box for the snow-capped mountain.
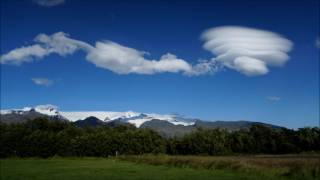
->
[0,104,282,137]
[0,104,195,127]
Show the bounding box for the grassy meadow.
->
[119,154,320,179]
[1,155,319,180]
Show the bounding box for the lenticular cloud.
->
[202,26,293,76]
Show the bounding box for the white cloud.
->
[0,26,293,76]
[316,37,320,48]
[34,32,93,55]
[33,0,65,7]
[184,59,222,76]
[266,96,281,101]
[85,41,192,74]
[0,45,48,65]
[32,78,54,86]
[201,26,293,76]
[1,32,92,65]
[1,32,193,75]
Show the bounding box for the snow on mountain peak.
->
[1,105,196,127]
[59,111,141,122]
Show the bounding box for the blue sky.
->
[1,0,319,128]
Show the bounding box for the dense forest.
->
[0,118,319,158]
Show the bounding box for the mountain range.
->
[0,105,281,136]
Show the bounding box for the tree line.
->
[0,118,319,158]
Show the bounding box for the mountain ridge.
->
[0,105,283,137]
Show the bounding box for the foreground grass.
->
[1,155,319,180]
[119,154,320,180]
[0,158,280,180]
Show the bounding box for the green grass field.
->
[1,156,319,180]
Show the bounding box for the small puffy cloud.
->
[266,96,281,101]
[201,26,293,76]
[32,0,65,7]
[32,78,54,86]
[316,37,320,48]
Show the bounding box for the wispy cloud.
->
[32,0,65,7]
[31,78,54,86]
[0,26,293,76]
[316,37,320,49]
[266,96,281,101]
